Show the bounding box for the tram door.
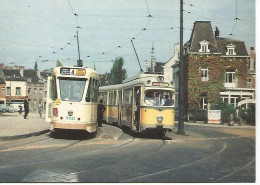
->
[45,76,53,123]
[132,86,141,131]
[118,90,122,127]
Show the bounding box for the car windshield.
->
[59,78,86,102]
[144,89,174,106]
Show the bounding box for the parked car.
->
[6,105,18,113]
[0,105,18,113]
[0,105,8,113]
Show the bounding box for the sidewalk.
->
[0,112,124,141]
[0,112,49,140]
[182,121,255,129]
[0,112,253,141]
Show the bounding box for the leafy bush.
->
[239,108,255,125]
[211,100,236,123]
[189,109,207,122]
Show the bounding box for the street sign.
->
[208,110,221,124]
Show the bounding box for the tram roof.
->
[100,73,174,91]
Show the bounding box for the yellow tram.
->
[45,66,99,134]
[99,73,175,136]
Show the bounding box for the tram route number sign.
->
[60,68,86,76]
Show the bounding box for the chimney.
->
[19,67,24,76]
[215,26,219,38]
[250,47,255,71]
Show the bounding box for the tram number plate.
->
[66,116,75,120]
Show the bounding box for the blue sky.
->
[0,0,255,77]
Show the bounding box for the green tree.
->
[109,57,127,85]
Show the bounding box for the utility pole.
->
[177,0,185,135]
[76,31,83,67]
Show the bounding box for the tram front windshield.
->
[144,89,174,106]
[59,77,86,102]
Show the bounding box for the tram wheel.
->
[50,130,57,138]
[157,130,166,138]
[90,131,97,138]
[122,125,130,133]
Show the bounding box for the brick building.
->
[173,21,255,117]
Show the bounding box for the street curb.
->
[99,125,124,140]
[0,129,50,141]
[181,122,255,130]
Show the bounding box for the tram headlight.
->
[56,99,61,105]
[157,115,163,122]
[157,76,164,82]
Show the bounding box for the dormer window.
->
[199,40,210,53]
[27,78,32,82]
[226,44,236,55]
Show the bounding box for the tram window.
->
[144,90,174,106]
[50,77,57,100]
[91,78,95,102]
[103,92,107,105]
[59,77,86,102]
[93,79,98,103]
[113,91,117,105]
[123,88,131,105]
[86,78,92,102]
[108,92,113,105]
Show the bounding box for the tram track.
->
[23,138,167,182]
[0,130,255,182]
[213,158,255,182]
[121,141,228,182]
[0,133,135,170]
[121,136,255,183]
[0,138,84,169]
[212,138,255,182]
[0,134,52,152]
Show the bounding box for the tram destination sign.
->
[152,82,169,86]
[60,68,86,76]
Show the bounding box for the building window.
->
[199,40,210,53]
[1,87,5,95]
[221,97,229,103]
[200,96,208,110]
[226,44,236,55]
[248,79,252,88]
[201,66,208,81]
[230,96,239,108]
[225,69,236,83]
[27,78,32,82]
[27,88,31,94]
[6,87,10,95]
[16,87,21,95]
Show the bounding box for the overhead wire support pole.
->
[177,0,185,135]
[131,40,143,73]
[76,31,81,60]
[76,30,83,67]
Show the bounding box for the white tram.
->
[45,66,99,134]
[99,73,175,136]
